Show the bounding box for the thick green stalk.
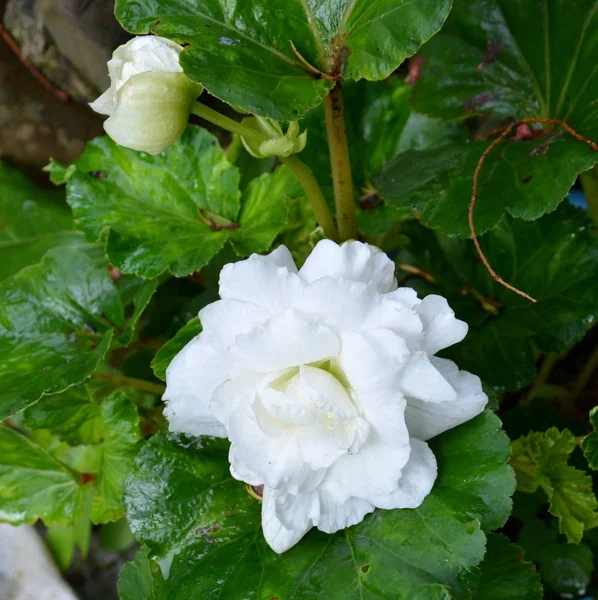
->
[96,373,166,396]
[323,83,358,241]
[191,102,338,240]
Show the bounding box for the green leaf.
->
[377,134,598,238]
[397,203,598,390]
[121,279,159,345]
[115,0,450,120]
[54,127,241,278]
[276,193,317,265]
[519,518,594,598]
[46,485,94,570]
[24,384,104,445]
[99,518,137,553]
[123,410,513,599]
[0,248,124,419]
[91,392,142,523]
[511,428,598,544]
[473,534,542,600]
[389,0,598,237]
[151,317,202,381]
[118,546,165,600]
[0,160,85,281]
[229,166,298,256]
[0,425,82,526]
[582,406,598,470]
[413,0,598,129]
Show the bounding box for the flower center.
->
[259,363,358,428]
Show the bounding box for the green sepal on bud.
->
[241,117,307,159]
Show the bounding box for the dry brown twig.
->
[0,21,69,102]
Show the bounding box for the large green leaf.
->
[0,161,85,281]
[91,392,143,523]
[229,165,297,256]
[57,127,238,278]
[511,428,598,544]
[115,0,451,120]
[54,128,294,278]
[0,425,83,526]
[123,410,513,599]
[24,384,104,445]
[519,518,594,598]
[118,547,165,600]
[397,203,598,390]
[382,0,598,237]
[473,534,542,600]
[0,248,124,419]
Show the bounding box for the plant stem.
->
[570,343,598,402]
[522,353,560,405]
[580,165,598,228]
[281,155,339,241]
[323,83,358,241]
[96,373,166,396]
[191,102,338,240]
[191,102,263,143]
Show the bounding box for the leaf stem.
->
[570,343,598,402]
[190,102,339,241]
[191,102,263,143]
[580,165,598,228]
[522,353,560,405]
[280,155,339,241]
[323,83,358,241]
[96,373,166,396]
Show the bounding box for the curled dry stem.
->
[470,118,598,304]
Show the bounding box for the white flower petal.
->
[228,398,325,493]
[89,88,116,116]
[261,245,298,272]
[231,311,340,373]
[299,240,397,292]
[198,299,269,347]
[372,438,437,509]
[229,446,262,486]
[219,253,303,314]
[405,357,488,441]
[416,295,468,355]
[322,432,410,503]
[163,334,228,437]
[339,330,409,394]
[262,486,312,554]
[316,492,375,534]
[399,351,457,403]
[363,294,424,348]
[293,277,379,332]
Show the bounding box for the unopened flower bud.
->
[241,117,307,159]
[90,36,203,154]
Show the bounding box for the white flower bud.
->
[164,241,488,553]
[90,36,203,154]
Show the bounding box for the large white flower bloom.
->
[165,241,487,553]
[90,36,202,154]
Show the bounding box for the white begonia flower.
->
[164,240,487,553]
[90,36,203,155]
